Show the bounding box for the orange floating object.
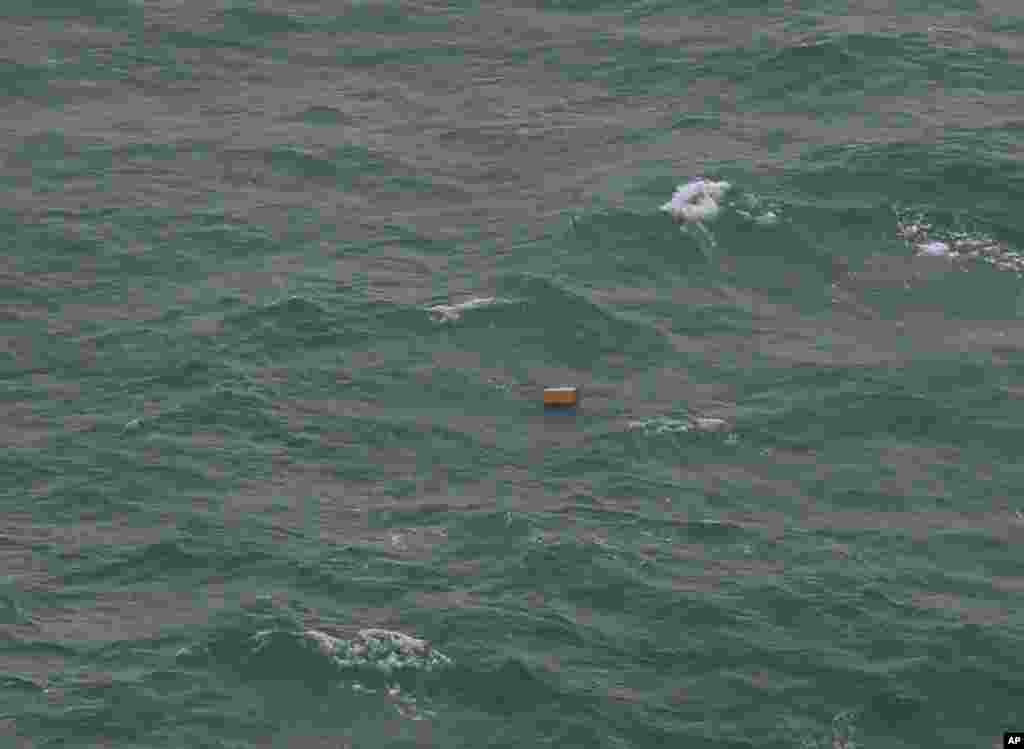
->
[543,386,579,408]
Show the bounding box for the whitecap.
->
[427,296,498,323]
[915,240,953,257]
[660,179,731,224]
[628,416,691,435]
[896,208,1022,271]
[304,628,453,673]
[629,414,730,435]
[897,220,931,243]
[691,416,729,432]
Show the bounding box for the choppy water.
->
[2,1,1023,747]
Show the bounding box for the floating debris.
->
[543,386,579,408]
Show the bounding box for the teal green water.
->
[2,1,1023,747]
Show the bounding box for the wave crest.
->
[302,628,453,674]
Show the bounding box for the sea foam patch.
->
[661,180,781,226]
[661,179,732,224]
[304,628,453,674]
[917,240,953,257]
[427,296,500,322]
[660,180,781,257]
[303,629,446,720]
[896,209,1022,272]
[628,414,731,435]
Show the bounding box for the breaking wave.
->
[895,207,1023,273]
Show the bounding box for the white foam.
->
[628,415,730,435]
[427,296,498,323]
[916,240,953,257]
[660,179,731,224]
[628,416,691,435]
[896,208,1022,272]
[303,628,452,673]
[351,629,432,658]
[737,209,778,226]
[692,416,729,432]
[897,221,929,243]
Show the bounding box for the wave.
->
[426,296,503,323]
[659,179,781,257]
[421,274,672,373]
[443,655,566,715]
[302,628,453,673]
[177,625,453,683]
[61,539,270,587]
[627,414,730,436]
[221,294,358,355]
[896,208,1023,273]
[660,179,732,224]
[661,179,780,226]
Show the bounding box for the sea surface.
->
[2,1,1023,747]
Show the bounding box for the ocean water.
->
[2,1,1023,747]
